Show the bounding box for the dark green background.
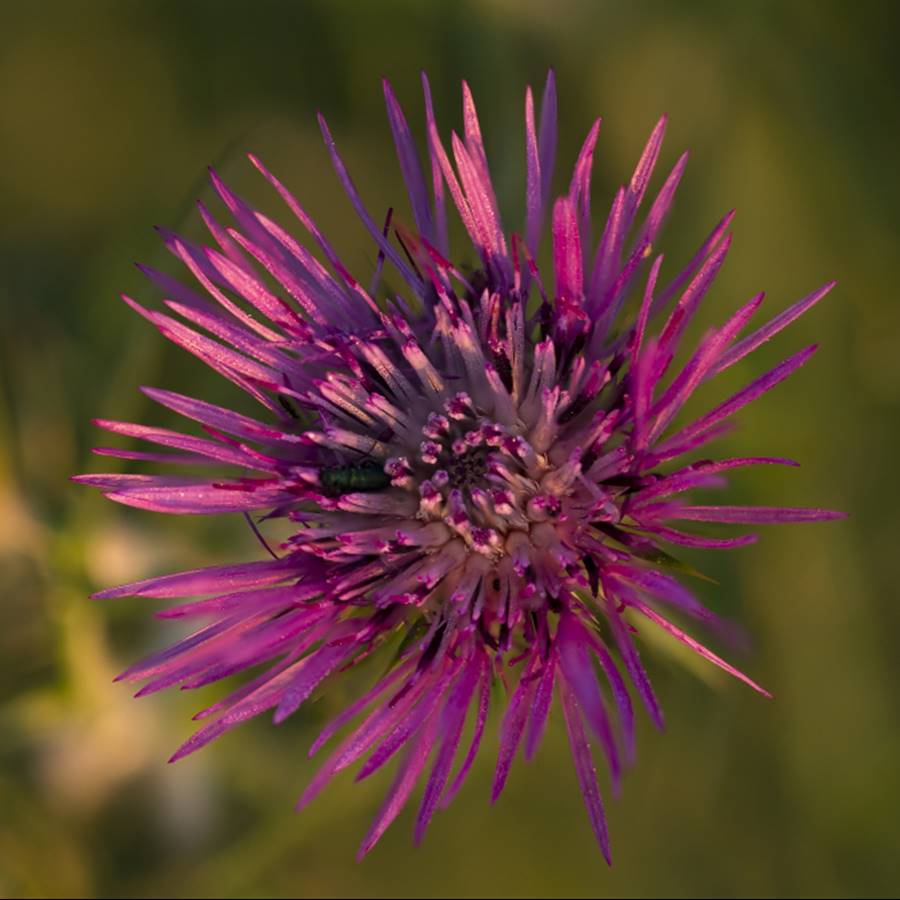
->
[2,1,898,896]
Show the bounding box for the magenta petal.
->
[658,344,818,455]
[118,614,254,683]
[635,151,688,252]
[102,479,294,515]
[170,657,314,762]
[653,209,735,316]
[461,81,503,243]
[537,69,557,216]
[628,598,772,698]
[627,115,667,214]
[589,637,635,766]
[524,85,542,255]
[560,678,612,864]
[632,254,664,362]
[558,617,620,789]
[298,677,430,811]
[318,114,423,293]
[552,196,583,303]
[420,71,449,254]
[608,610,664,731]
[309,659,417,757]
[491,660,538,802]
[355,668,455,780]
[91,447,205,465]
[273,642,353,724]
[570,118,602,268]
[655,232,733,374]
[93,419,268,470]
[383,77,434,243]
[524,653,557,761]
[76,70,843,864]
[712,281,836,376]
[92,557,296,600]
[632,456,799,504]
[588,186,627,309]
[451,130,508,277]
[649,291,764,441]
[639,524,758,550]
[664,505,847,524]
[140,387,292,443]
[414,655,481,842]
[357,712,440,859]
[190,649,307,723]
[441,653,490,807]
[608,565,721,629]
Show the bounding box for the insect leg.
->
[243,512,279,559]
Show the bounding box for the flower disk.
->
[76,72,843,862]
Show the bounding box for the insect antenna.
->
[393,225,425,282]
[353,432,394,461]
[243,512,280,559]
[369,207,393,298]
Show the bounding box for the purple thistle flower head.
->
[76,72,843,863]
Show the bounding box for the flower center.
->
[376,388,590,561]
[446,447,488,489]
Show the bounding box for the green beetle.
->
[319,458,392,494]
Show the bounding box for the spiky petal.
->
[77,72,843,862]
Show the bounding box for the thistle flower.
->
[76,72,842,862]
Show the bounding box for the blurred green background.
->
[2,1,898,896]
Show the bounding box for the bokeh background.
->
[2,1,899,896]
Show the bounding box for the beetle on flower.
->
[75,71,843,862]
